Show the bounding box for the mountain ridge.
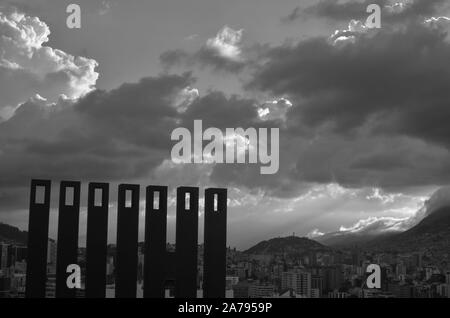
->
[367,206,450,252]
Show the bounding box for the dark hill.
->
[0,222,28,245]
[244,236,329,255]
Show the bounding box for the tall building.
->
[396,262,407,279]
[11,273,26,296]
[324,266,343,292]
[443,275,450,299]
[311,275,324,297]
[46,273,56,298]
[281,270,311,297]
[437,284,448,298]
[0,244,9,272]
[15,246,27,263]
[249,283,275,298]
[7,245,16,267]
[47,239,56,265]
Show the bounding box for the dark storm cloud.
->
[292,135,450,189]
[75,73,195,150]
[351,152,412,171]
[247,22,450,145]
[0,70,279,210]
[180,91,259,128]
[200,4,450,194]
[0,73,196,210]
[154,1,450,195]
[209,162,305,198]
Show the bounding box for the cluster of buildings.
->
[0,239,61,298]
[1,239,449,298]
[0,242,28,297]
[223,248,450,298]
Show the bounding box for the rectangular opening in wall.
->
[153,191,160,210]
[125,189,132,208]
[65,187,74,206]
[94,188,103,207]
[214,193,218,212]
[185,192,190,210]
[35,185,46,204]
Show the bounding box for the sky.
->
[1,0,450,249]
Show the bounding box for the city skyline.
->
[2,227,449,298]
[0,178,448,298]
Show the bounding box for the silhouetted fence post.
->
[55,181,81,298]
[86,182,109,298]
[26,180,51,298]
[175,187,199,298]
[144,186,168,298]
[115,184,140,298]
[26,180,227,299]
[203,188,227,298]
